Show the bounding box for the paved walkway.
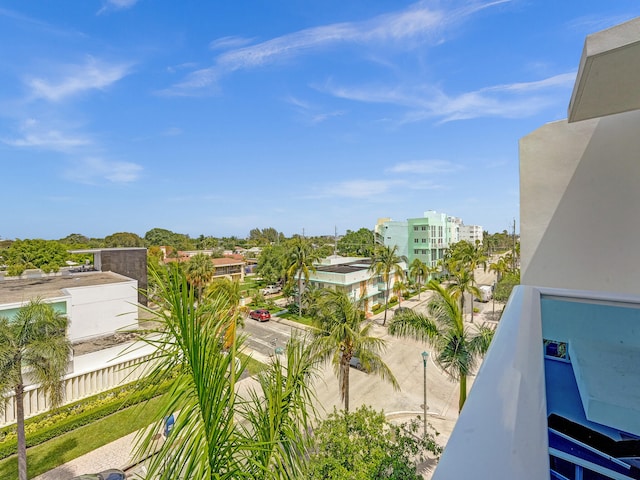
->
[34,283,499,479]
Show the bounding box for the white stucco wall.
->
[520,108,640,294]
[64,280,139,342]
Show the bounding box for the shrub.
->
[0,376,171,460]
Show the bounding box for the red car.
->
[250,309,271,322]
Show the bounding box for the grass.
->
[0,395,165,479]
[0,356,268,479]
[277,312,314,327]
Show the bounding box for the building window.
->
[421,238,426,243]
[414,238,419,243]
[421,226,427,231]
[413,226,418,231]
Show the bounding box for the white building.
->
[307,255,406,315]
[0,271,139,343]
[434,17,640,480]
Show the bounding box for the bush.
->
[286,303,300,315]
[0,376,171,460]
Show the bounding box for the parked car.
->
[261,285,282,295]
[71,469,126,480]
[349,356,368,372]
[250,309,271,322]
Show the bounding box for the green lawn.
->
[277,312,314,327]
[0,395,165,479]
[0,356,267,479]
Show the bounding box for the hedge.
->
[0,377,171,460]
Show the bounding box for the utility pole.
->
[512,218,517,272]
[334,226,338,256]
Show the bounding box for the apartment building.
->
[376,210,482,268]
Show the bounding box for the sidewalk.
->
[34,295,464,479]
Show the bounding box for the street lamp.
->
[422,351,429,434]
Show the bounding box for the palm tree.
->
[389,281,494,412]
[136,264,319,479]
[369,245,405,326]
[311,289,399,412]
[447,261,481,323]
[206,278,244,349]
[393,280,409,307]
[286,238,321,318]
[409,258,429,300]
[489,256,509,283]
[0,299,71,480]
[184,252,216,299]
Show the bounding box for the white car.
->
[261,285,282,295]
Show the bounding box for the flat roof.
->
[68,248,147,254]
[0,272,133,304]
[315,259,373,274]
[569,16,640,122]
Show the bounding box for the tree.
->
[3,239,69,273]
[311,290,398,412]
[337,228,375,257]
[0,300,71,480]
[286,238,321,318]
[205,278,244,349]
[447,261,480,323]
[489,256,510,283]
[409,258,429,300]
[248,227,283,246]
[494,271,520,303]
[256,244,287,285]
[392,280,409,307]
[389,281,494,412]
[104,231,145,247]
[136,265,319,479]
[369,245,405,326]
[184,253,216,298]
[307,405,442,480]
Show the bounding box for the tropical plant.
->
[369,245,405,326]
[336,228,375,257]
[206,278,245,349]
[447,261,481,323]
[392,280,409,307]
[310,289,399,412]
[135,264,320,479]
[286,238,321,318]
[0,299,71,480]
[307,405,442,480]
[408,258,431,300]
[489,256,510,283]
[389,281,494,412]
[184,252,216,298]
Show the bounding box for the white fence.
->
[0,351,156,427]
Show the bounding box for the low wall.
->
[0,349,156,427]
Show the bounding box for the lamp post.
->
[422,351,429,434]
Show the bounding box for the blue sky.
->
[1,1,638,240]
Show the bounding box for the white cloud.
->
[284,95,346,124]
[209,36,254,51]
[167,0,508,94]
[315,179,402,199]
[64,158,143,184]
[387,159,462,174]
[97,0,139,15]
[1,119,90,152]
[320,71,575,123]
[26,56,131,102]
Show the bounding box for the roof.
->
[0,272,134,305]
[569,17,640,122]
[315,259,373,274]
